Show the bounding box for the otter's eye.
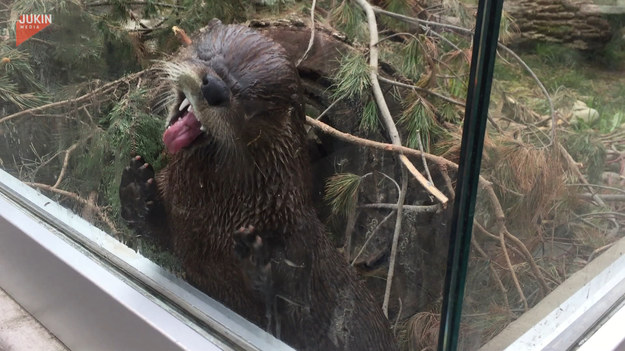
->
[201,74,230,106]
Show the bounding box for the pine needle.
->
[400,36,423,81]
[398,96,439,150]
[332,51,371,101]
[324,173,363,216]
[330,0,367,41]
[359,98,380,133]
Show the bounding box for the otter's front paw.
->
[234,226,268,264]
[119,156,159,227]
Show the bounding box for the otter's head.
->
[161,20,304,160]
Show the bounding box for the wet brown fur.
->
[143,20,396,350]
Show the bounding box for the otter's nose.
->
[201,75,230,106]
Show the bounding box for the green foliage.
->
[332,52,371,100]
[324,173,362,217]
[438,102,460,123]
[0,46,45,91]
[0,75,43,109]
[399,97,439,150]
[598,34,625,70]
[330,0,367,42]
[10,0,80,17]
[534,42,581,68]
[444,76,466,99]
[74,89,164,217]
[359,98,380,133]
[0,45,46,109]
[563,130,605,184]
[602,111,625,133]
[379,0,411,31]
[169,0,247,35]
[400,37,423,80]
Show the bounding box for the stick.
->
[306,116,450,203]
[297,0,317,67]
[382,168,408,317]
[26,182,118,234]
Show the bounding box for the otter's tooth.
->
[200,125,206,132]
[179,98,190,111]
[188,104,194,113]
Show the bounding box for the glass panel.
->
[10,1,621,350]
[458,1,625,349]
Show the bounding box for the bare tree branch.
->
[297,0,317,67]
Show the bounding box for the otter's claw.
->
[119,156,158,227]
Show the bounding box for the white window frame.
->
[0,169,293,351]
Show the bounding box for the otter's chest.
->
[158,160,284,236]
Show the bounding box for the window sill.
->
[481,234,625,351]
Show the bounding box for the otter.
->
[119,19,397,350]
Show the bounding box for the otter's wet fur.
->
[121,20,397,350]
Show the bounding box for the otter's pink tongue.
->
[163,110,203,154]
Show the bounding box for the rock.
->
[572,100,599,123]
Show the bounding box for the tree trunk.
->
[505,0,613,50]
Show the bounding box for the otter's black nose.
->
[201,75,230,106]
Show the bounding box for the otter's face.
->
[161,20,303,156]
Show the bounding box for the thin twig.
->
[315,97,343,120]
[400,154,448,204]
[297,0,317,67]
[378,76,465,107]
[577,194,625,201]
[566,183,625,195]
[417,133,434,185]
[558,143,607,208]
[351,210,396,266]
[496,44,556,145]
[52,134,93,189]
[26,182,118,234]
[359,203,439,212]
[383,168,408,317]
[394,297,403,332]
[499,225,528,311]
[588,242,615,262]
[504,230,549,294]
[471,237,511,314]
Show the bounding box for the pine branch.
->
[305,116,554,304]
[86,1,184,9]
[353,0,448,205]
[0,70,149,125]
[372,5,557,147]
